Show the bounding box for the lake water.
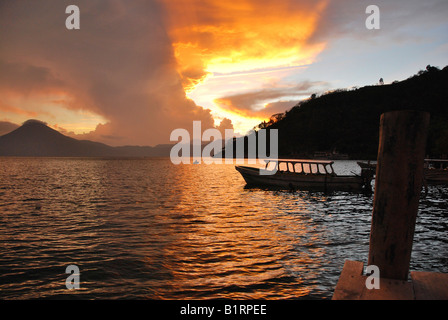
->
[0,157,447,299]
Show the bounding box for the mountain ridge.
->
[2,65,447,159]
[0,120,172,157]
[255,64,448,159]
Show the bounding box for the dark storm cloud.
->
[0,0,216,146]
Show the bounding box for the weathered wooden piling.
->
[333,110,448,300]
[368,110,430,281]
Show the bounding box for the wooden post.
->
[368,110,430,280]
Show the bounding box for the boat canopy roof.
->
[424,159,448,170]
[425,159,448,163]
[264,159,334,165]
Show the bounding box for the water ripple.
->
[0,158,447,299]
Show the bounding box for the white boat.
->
[235,159,372,192]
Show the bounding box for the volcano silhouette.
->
[0,120,172,157]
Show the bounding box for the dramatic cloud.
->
[214,81,327,118]
[215,118,234,136]
[0,60,65,95]
[1,0,446,142]
[309,0,448,44]
[0,101,38,118]
[0,0,216,146]
[0,121,19,136]
[163,0,329,91]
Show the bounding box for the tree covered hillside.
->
[259,65,448,159]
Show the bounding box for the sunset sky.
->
[0,0,447,146]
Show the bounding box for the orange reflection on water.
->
[1,158,340,299]
[142,162,330,299]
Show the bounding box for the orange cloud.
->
[0,101,38,118]
[0,1,331,144]
[214,98,295,119]
[213,80,327,121]
[0,1,218,146]
[163,0,328,92]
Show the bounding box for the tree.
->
[426,64,439,73]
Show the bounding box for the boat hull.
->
[235,165,367,192]
[358,161,448,185]
[424,169,448,184]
